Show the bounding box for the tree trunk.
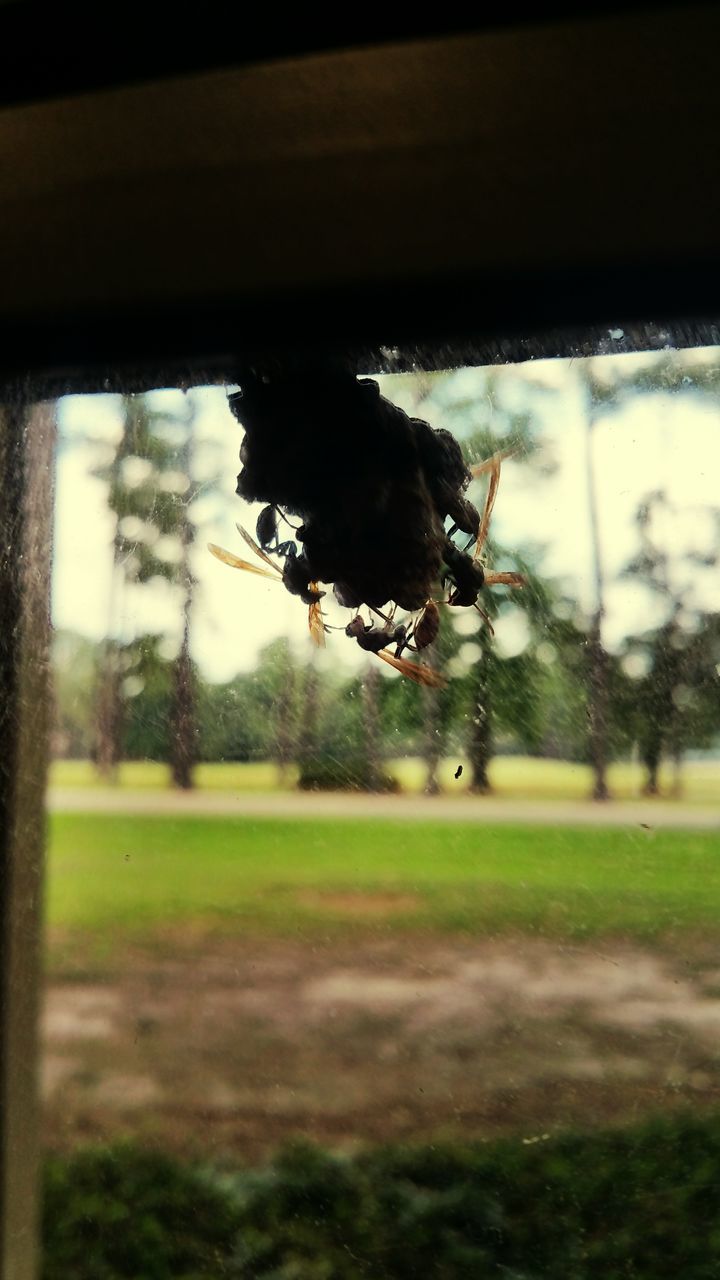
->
[423,648,443,795]
[275,663,296,786]
[361,663,382,791]
[170,400,197,790]
[94,408,126,781]
[469,628,493,794]
[95,643,121,783]
[641,752,660,796]
[587,616,610,801]
[297,664,320,785]
[582,372,611,802]
[170,616,195,790]
[670,746,684,798]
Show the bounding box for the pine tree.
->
[621,491,720,795]
[586,349,720,795]
[440,366,555,794]
[93,391,212,786]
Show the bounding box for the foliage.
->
[228,1117,720,1278]
[199,639,300,764]
[43,1114,720,1279]
[52,630,99,758]
[42,1145,240,1280]
[298,755,399,791]
[617,488,720,789]
[295,670,397,788]
[119,635,174,761]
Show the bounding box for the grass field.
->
[44,810,720,1159]
[47,812,720,953]
[50,755,720,804]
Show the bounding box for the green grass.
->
[50,755,720,804]
[47,813,720,953]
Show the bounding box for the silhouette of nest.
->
[230,368,478,612]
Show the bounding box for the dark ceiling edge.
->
[0,2,682,108]
[3,250,720,393]
[6,319,719,401]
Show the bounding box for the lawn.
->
[47,812,720,952]
[50,755,720,804]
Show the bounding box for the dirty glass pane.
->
[43,345,720,1278]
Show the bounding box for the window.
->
[37,343,720,1277]
[3,8,720,1276]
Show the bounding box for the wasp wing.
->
[377,649,447,688]
[483,571,526,588]
[469,448,517,478]
[308,590,326,648]
[208,543,279,579]
[235,524,282,573]
[473,456,501,561]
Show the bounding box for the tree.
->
[92,393,183,777]
[360,663,383,792]
[197,642,292,765]
[437,365,556,793]
[296,660,322,787]
[91,389,225,786]
[421,610,461,793]
[169,396,198,790]
[273,643,299,786]
[575,360,614,800]
[588,349,720,794]
[621,491,720,795]
[52,630,102,758]
[121,634,173,760]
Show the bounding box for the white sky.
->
[52,351,720,683]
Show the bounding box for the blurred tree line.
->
[53,356,720,797]
[52,595,720,795]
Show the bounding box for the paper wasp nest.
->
[211,365,522,686]
[230,367,477,613]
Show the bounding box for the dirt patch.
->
[42,987,120,1040]
[41,934,720,1160]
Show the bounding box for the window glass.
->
[44,346,720,1278]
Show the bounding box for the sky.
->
[52,349,720,684]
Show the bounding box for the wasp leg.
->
[369,605,394,626]
[276,505,301,532]
[473,602,495,636]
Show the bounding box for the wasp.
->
[255,504,300,558]
[441,452,526,613]
[208,525,326,648]
[345,615,446,688]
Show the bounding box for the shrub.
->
[229,1117,720,1278]
[298,755,399,792]
[42,1146,239,1280]
[43,1113,720,1279]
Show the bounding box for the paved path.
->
[49,788,720,829]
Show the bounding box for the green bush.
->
[298,754,399,792]
[231,1116,720,1278]
[42,1146,239,1280]
[43,1114,720,1279]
